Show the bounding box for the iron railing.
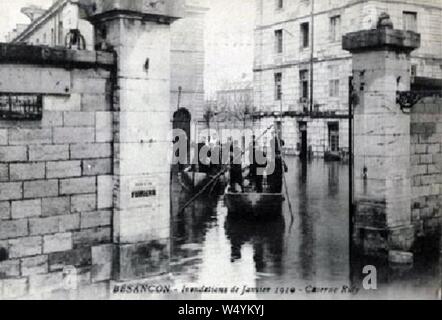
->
[0,93,43,121]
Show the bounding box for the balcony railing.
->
[0,93,43,121]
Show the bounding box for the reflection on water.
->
[170,157,440,300]
[225,214,285,274]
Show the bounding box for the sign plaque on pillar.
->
[127,177,159,209]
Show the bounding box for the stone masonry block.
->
[411,164,427,176]
[46,161,82,179]
[42,197,70,217]
[40,111,63,127]
[0,164,8,182]
[60,177,96,195]
[29,145,69,161]
[82,158,112,176]
[21,255,48,276]
[0,260,20,278]
[48,247,92,271]
[427,167,440,178]
[43,233,73,254]
[63,112,95,127]
[59,214,81,232]
[0,202,10,220]
[414,144,427,154]
[0,182,22,201]
[53,127,95,144]
[9,236,42,258]
[0,146,27,162]
[81,94,109,112]
[71,194,97,213]
[80,210,112,229]
[2,278,28,299]
[91,244,113,283]
[28,271,64,295]
[29,216,58,235]
[420,154,433,164]
[118,240,169,280]
[0,220,28,240]
[10,163,45,181]
[24,180,58,199]
[72,77,106,94]
[0,129,7,145]
[11,199,41,219]
[72,227,111,248]
[29,214,80,236]
[96,112,113,143]
[8,128,52,145]
[97,175,113,209]
[44,94,81,112]
[427,144,440,154]
[70,143,112,159]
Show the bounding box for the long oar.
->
[178,124,275,213]
[276,134,295,229]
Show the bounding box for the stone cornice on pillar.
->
[343,28,420,54]
[342,13,420,54]
[0,43,115,69]
[78,0,184,23]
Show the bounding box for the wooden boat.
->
[179,166,226,195]
[224,186,285,220]
[181,170,210,190]
[324,150,341,162]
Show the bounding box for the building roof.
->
[12,0,72,43]
[218,80,253,93]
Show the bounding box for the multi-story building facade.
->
[214,81,254,142]
[254,0,442,157]
[216,81,254,117]
[9,0,207,125]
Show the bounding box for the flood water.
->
[169,157,441,300]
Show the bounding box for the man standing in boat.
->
[249,135,265,193]
[268,132,287,194]
[210,141,222,176]
[229,140,244,193]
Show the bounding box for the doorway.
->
[173,108,191,169]
[299,121,308,160]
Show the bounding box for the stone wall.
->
[410,97,442,243]
[0,45,115,299]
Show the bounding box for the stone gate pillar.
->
[343,14,421,258]
[80,0,184,280]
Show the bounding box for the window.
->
[275,73,282,101]
[51,28,54,46]
[330,15,341,42]
[58,21,64,45]
[329,79,340,97]
[43,33,47,44]
[328,122,339,152]
[299,70,309,100]
[300,22,309,48]
[276,0,283,9]
[403,11,417,32]
[275,29,283,54]
[329,65,340,97]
